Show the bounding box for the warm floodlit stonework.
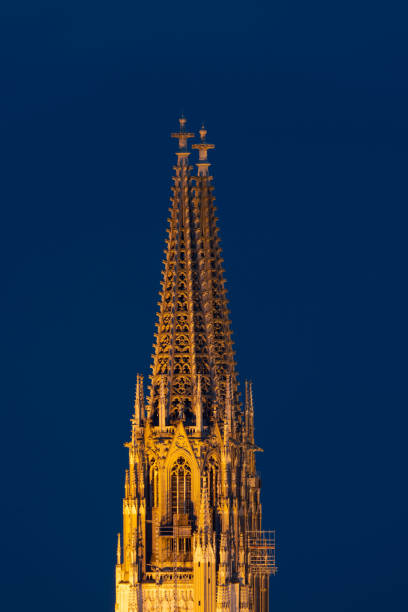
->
[114,118,276,612]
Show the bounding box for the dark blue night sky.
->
[1,2,407,611]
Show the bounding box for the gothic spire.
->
[148,118,237,427]
[245,380,255,444]
[116,120,275,612]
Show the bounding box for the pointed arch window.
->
[171,456,191,515]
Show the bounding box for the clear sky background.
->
[1,1,407,611]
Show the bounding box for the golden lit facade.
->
[115,119,276,612]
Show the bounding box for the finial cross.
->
[171,116,195,150]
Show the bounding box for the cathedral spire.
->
[116,120,275,612]
[149,118,237,426]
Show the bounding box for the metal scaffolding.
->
[248,530,277,575]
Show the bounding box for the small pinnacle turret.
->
[117,533,121,566]
[198,475,212,536]
[133,374,144,428]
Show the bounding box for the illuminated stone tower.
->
[115,118,276,612]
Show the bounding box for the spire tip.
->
[192,124,215,173]
[199,125,207,141]
[171,116,194,153]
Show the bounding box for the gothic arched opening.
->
[170,456,192,516]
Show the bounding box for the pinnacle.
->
[198,475,212,534]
